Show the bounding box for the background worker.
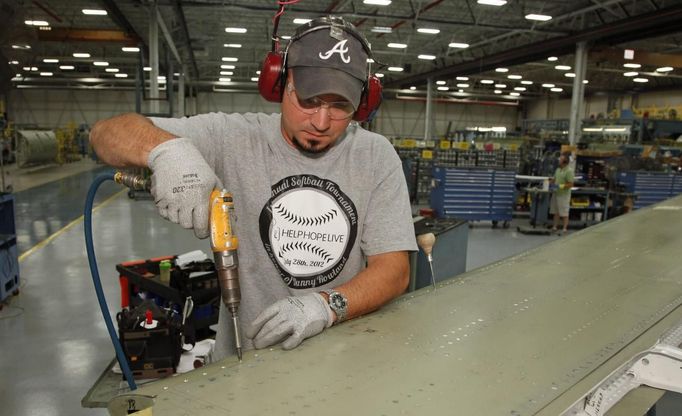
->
[549,154,575,234]
[89,16,417,362]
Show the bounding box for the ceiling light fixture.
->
[542,83,555,88]
[623,71,638,77]
[418,54,436,60]
[43,58,59,63]
[93,61,109,66]
[583,80,589,84]
[281,35,292,40]
[122,47,140,52]
[507,74,522,79]
[375,73,384,78]
[437,86,449,91]
[224,44,242,48]
[555,65,571,71]
[251,77,259,82]
[456,76,469,81]
[388,43,407,49]
[370,26,392,33]
[39,72,53,76]
[551,87,563,92]
[9,60,19,65]
[410,86,416,90]
[495,84,506,88]
[73,52,90,58]
[514,87,526,91]
[547,56,558,61]
[521,80,533,85]
[565,73,576,77]
[225,27,247,33]
[222,57,239,62]
[510,92,520,96]
[656,66,673,73]
[221,64,236,69]
[25,20,49,26]
[115,73,128,78]
[448,42,470,48]
[525,14,552,21]
[495,68,509,73]
[456,83,469,88]
[219,77,231,82]
[82,9,108,15]
[105,68,119,73]
[494,90,502,94]
[59,65,74,70]
[220,71,234,75]
[364,0,392,5]
[623,63,641,68]
[417,28,440,34]
[388,67,404,72]
[436,80,447,85]
[477,0,507,5]
[480,79,494,84]
[633,78,648,83]
[11,45,31,50]
[293,18,312,24]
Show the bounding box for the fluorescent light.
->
[565,73,576,77]
[449,42,469,49]
[222,57,239,62]
[456,83,469,88]
[93,61,109,66]
[223,44,242,48]
[8,60,19,65]
[521,80,533,85]
[418,54,436,60]
[510,92,520,96]
[410,86,416,90]
[144,66,151,71]
[39,72,53,76]
[495,68,508,73]
[417,28,440,34]
[225,27,247,33]
[436,80,447,85]
[525,14,552,21]
[605,128,627,132]
[281,35,292,40]
[388,43,407,49]
[542,83,555,88]
[12,45,31,50]
[221,64,236,69]
[437,86,449,91]
[82,9,107,15]
[547,56,558,61]
[115,73,128,78]
[220,71,234,75]
[122,47,139,52]
[492,127,507,132]
[623,63,641,68]
[105,68,119,73]
[371,26,392,33]
[388,66,404,72]
[256,71,261,74]
[79,78,101,82]
[514,87,526,91]
[477,0,507,5]
[219,77,231,82]
[623,71,638,77]
[551,87,563,92]
[25,20,49,26]
[656,66,673,73]
[480,79,494,84]
[456,76,469,81]
[375,73,384,78]
[583,80,589,84]
[494,90,502,94]
[367,58,375,63]
[293,18,312,24]
[555,65,571,71]
[251,77,259,82]
[507,74,522,79]
[364,0,392,5]
[73,52,90,58]
[495,84,507,88]
[633,78,648,83]
[43,58,59,63]
[583,128,604,132]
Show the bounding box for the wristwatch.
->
[322,289,348,323]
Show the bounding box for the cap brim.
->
[292,67,363,110]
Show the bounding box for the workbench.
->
[101,195,682,415]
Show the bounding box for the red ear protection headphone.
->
[258,16,382,122]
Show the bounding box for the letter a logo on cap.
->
[319,39,351,64]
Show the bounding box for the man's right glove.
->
[148,138,221,238]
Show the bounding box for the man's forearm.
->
[89,112,176,167]
[332,251,410,321]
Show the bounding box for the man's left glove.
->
[245,293,334,350]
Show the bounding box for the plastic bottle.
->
[159,260,171,285]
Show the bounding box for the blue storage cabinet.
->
[430,167,516,226]
[618,172,682,209]
[0,194,19,304]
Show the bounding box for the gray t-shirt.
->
[150,112,417,361]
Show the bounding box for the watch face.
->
[330,293,347,309]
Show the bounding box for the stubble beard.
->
[291,135,330,154]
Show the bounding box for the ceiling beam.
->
[386,4,682,88]
[590,48,682,69]
[171,0,200,79]
[36,28,140,43]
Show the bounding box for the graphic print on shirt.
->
[259,174,358,289]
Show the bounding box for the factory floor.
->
[0,161,680,416]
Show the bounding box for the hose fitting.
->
[114,171,151,191]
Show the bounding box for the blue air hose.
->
[84,171,137,390]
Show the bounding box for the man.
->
[90,17,417,362]
[549,154,575,235]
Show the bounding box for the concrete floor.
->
[0,162,678,416]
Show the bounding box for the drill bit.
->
[417,233,437,290]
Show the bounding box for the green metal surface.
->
[115,196,682,415]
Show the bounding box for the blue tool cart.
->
[618,171,682,209]
[430,167,516,228]
[0,193,19,305]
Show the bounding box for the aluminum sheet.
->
[120,195,682,416]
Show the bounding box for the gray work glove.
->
[245,293,334,350]
[148,138,221,239]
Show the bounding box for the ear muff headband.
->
[258,16,382,122]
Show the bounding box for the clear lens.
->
[288,87,354,120]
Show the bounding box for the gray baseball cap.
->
[287,25,368,110]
